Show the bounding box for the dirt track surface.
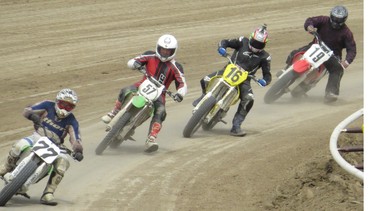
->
[0,0,364,210]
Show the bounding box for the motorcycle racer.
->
[101,34,187,152]
[193,24,272,137]
[0,88,84,206]
[284,5,357,103]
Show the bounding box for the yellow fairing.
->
[222,64,248,86]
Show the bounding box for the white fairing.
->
[303,44,333,69]
[138,78,165,101]
[5,136,60,184]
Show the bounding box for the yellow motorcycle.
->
[183,55,261,138]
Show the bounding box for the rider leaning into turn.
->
[101,34,187,153]
[0,88,84,206]
[284,5,357,103]
[193,24,272,137]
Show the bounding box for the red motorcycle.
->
[264,32,339,104]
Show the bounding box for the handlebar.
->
[310,31,343,68]
[137,67,179,100]
[224,53,265,87]
[38,125,80,156]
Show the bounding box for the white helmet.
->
[156,34,178,62]
[55,88,78,118]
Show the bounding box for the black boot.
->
[230,113,246,137]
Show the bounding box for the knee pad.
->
[239,94,254,115]
[118,88,129,102]
[153,104,166,122]
[10,137,35,157]
[161,112,167,122]
[53,156,70,176]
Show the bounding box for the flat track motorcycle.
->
[263,31,340,104]
[0,127,75,206]
[183,55,263,138]
[95,68,177,155]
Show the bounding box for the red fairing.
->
[293,59,311,73]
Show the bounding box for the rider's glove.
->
[340,60,349,69]
[28,113,41,129]
[257,78,267,87]
[218,47,227,57]
[133,60,143,70]
[173,93,183,102]
[73,152,84,162]
[307,25,316,34]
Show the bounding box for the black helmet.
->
[330,5,348,29]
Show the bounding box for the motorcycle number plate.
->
[223,64,248,86]
[32,137,60,164]
[304,44,331,68]
[139,78,164,101]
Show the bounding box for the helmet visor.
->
[249,39,266,51]
[157,46,175,58]
[57,100,75,112]
[330,16,345,28]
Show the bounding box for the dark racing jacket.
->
[218,36,272,85]
[304,16,357,64]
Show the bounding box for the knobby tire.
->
[95,112,133,155]
[264,71,297,104]
[183,96,216,138]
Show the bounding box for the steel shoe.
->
[324,92,338,103]
[145,136,158,153]
[101,112,116,124]
[230,127,246,137]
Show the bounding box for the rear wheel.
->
[95,112,133,155]
[183,96,216,138]
[264,71,297,104]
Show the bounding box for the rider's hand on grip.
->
[340,60,349,69]
[307,25,316,34]
[133,60,143,70]
[218,47,227,57]
[28,113,42,129]
[257,78,267,87]
[173,93,183,102]
[28,113,41,125]
[73,152,84,161]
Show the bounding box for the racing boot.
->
[40,171,63,206]
[0,153,18,177]
[230,113,246,137]
[101,100,122,123]
[145,122,162,153]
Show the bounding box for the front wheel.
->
[264,70,298,104]
[95,112,133,155]
[0,158,39,206]
[183,96,216,138]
